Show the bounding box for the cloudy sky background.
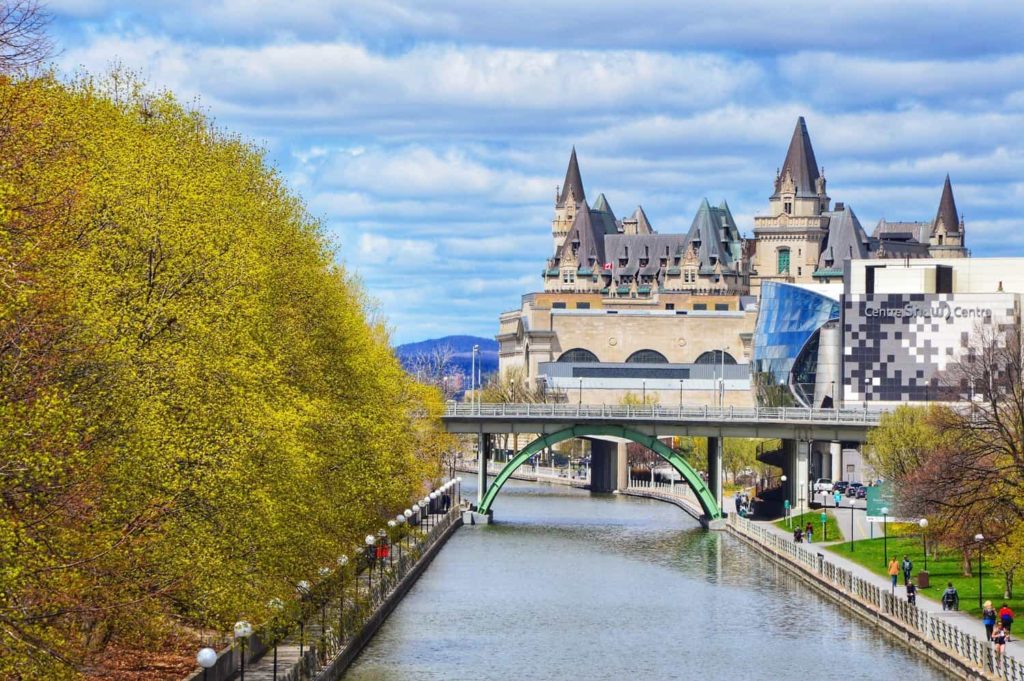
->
[48,1,1024,343]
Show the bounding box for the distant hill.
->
[395,335,499,378]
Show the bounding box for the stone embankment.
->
[454,461,589,489]
[728,514,1024,681]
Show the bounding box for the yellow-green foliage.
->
[0,72,443,677]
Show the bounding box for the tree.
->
[0,0,52,72]
[0,71,447,677]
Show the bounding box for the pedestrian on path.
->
[993,623,1008,655]
[999,603,1015,641]
[901,555,913,586]
[794,527,803,543]
[805,522,814,543]
[887,558,900,590]
[942,583,959,611]
[983,601,997,641]
[906,582,917,605]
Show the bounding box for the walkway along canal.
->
[342,478,955,680]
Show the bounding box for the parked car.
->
[846,482,864,497]
[832,481,850,495]
[812,478,833,493]
[855,486,867,499]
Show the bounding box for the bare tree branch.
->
[0,0,53,73]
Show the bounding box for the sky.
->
[47,1,1024,344]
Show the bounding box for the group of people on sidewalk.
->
[792,522,815,543]
[982,601,1016,654]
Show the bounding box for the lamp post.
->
[918,518,929,572]
[975,533,985,609]
[365,535,376,593]
[471,344,479,410]
[396,515,406,567]
[457,477,463,506]
[197,648,217,681]
[234,620,253,681]
[718,346,730,408]
[848,497,856,552]
[881,506,889,568]
[780,475,789,527]
[337,554,348,646]
[679,379,683,408]
[296,580,309,658]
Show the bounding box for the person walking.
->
[887,558,900,590]
[906,582,917,605]
[901,555,913,586]
[942,583,959,611]
[993,623,1007,656]
[805,522,814,543]
[999,603,1015,641]
[983,601,997,641]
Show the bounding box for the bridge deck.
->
[443,403,887,441]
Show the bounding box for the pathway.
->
[752,515,1024,657]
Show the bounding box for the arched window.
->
[695,350,737,365]
[777,248,791,275]
[625,349,668,364]
[557,348,598,363]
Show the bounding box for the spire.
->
[557,147,586,208]
[773,116,821,198]
[631,206,653,235]
[935,174,961,233]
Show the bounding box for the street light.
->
[456,477,463,505]
[471,344,479,409]
[881,506,889,568]
[918,518,929,572]
[296,580,310,658]
[233,620,253,681]
[848,497,856,552]
[337,555,349,646]
[975,533,985,609]
[365,534,376,592]
[780,474,789,527]
[197,647,217,681]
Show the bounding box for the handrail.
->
[442,402,890,426]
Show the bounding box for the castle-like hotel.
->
[498,117,969,406]
[545,117,965,300]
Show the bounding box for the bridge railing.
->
[444,402,890,425]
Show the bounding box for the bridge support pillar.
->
[782,439,810,511]
[588,439,620,492]
[707,436,723,512]
[476,432,490,507]
[830,441,842,482]
[616,441,628,491]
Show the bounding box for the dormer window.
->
[784,201,792,214]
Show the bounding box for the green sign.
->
[783,499,790,509]
[820,512,827,524]
[865,482,901,522]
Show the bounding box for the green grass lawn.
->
[773,510,842,544]
[828,536,1021,617]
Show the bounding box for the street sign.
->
[820,512,827,524]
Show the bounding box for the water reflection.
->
[344,480,949,680]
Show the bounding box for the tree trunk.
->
[1006,570,1014,599]
[962,550,973,577]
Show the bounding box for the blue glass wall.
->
[753,282,840,406]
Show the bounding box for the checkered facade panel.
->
[843,293,1020,402]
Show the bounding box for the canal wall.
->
[727,514,1024,681]
[619,480,704,525]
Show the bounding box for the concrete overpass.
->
[442,403,889,527]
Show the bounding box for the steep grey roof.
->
[872,219,932,244]
[605,234,686,278]
[590,193,619,235]
[556,200,605,266]
[935,174,961,232]
[817,205,869,272]
[631,205,654,234]
[557,147,586,208]
[772,116,822,199]
[682,199,742,274]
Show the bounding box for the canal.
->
[344,479,951,680]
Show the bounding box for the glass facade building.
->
[752,282,840,406]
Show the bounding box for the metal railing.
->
[729,514,1024,680]
[443,402,889,426]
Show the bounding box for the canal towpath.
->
[749,508,1024,659]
